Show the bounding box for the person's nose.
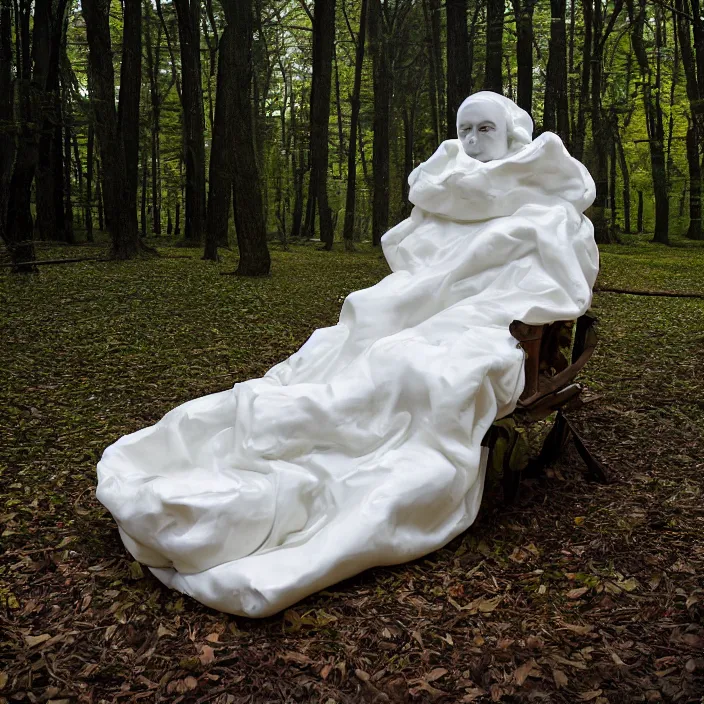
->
[467,133,477,145]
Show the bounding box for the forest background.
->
[2,0,704,274]
[2,1,704,701]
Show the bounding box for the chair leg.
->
[536,411,609,484]
[561,414,609,484]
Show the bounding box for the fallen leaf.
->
[320,664,332,679]
[567,587,589,600]
[24,634,51,648]
[157,624,175,638]
[283,652,313,667]
[205,632,220,643]
[355,669,370,682]
[513,658,538,686]
[477,595,501,613]
[425,668,448,683]
[574,516,585,525]
[78,663,99,678]
[579,690,603,701]
[610,652,626,666]
[0,672,7,689]
[561,622,593,635]
[129,561,144,580]
[183,676,198,690]
[104,625,117,641]
[409,681,448,700]
[553,669,568,688]
[681,633,703,648]
[551,654,588,670]
[619,578,638,592]
[198,645,215,666]
[462,689,487,702]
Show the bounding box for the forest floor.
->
[1,234,703,704]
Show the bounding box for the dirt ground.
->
[1,238,703,703]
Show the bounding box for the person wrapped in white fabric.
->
[96,92,598,617]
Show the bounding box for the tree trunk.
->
[291,85,305,239]
[86,124,94,241]
[118,0,141,220]
[96,154,104,231]
[629,0,669,244]
[675,0,702,239]
[0,0,21,265]
[615,129,632,233]
[573,0,592,161]
[82,0,145,258]
[145,0,162,236]
[589,0,621,243]
[447,0,472,137]
[205,24,236,260]
[221,0,270,275]
[34,0,68,242]
[333,43,345,178]
[3,0,45,271]
[423,0,443,144]
[513,0,536,117]
[402,102,415,217]
[343,0,368,250]
[308,0,336,249]
[173,0,207,245]
[141,150,148,238]
[369,0,390,246]
[637,190,643,232]
[484,0,504,92]
[544,0,569,143]
[686,125,702,238]
[62,74,74,243]
[609,121,617,231]
[72,133,84,237]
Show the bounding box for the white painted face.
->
[457,99,509,162]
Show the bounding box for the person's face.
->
[457,100,509,162]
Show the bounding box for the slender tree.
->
[485,0,504,92]
[82,0,147,258]
[544,0,569,143]
[205,23,236,260]
[0,0,17,261]
[118,0,142,232]
[589,0,623,243]
[513,0,536,117]
[173,0,207,245]
[221,0,270,275]
[447,0,472,137]
[629,0,669,244]
[86,124,95,241]
[675,0,703,239]
[33,0,69,242]
[343,0,369,250]
[369,0,390,246]
[305,0,337,249]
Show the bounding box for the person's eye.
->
[479,125,493,132]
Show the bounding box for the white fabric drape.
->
[96,132,598,617]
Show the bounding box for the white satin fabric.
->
[97,132,598,617]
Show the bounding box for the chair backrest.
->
[509,313,598,419]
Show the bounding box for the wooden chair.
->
[483,313,608,502]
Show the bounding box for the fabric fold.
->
[96,129,598,617]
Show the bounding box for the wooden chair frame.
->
[484,312,608,502]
